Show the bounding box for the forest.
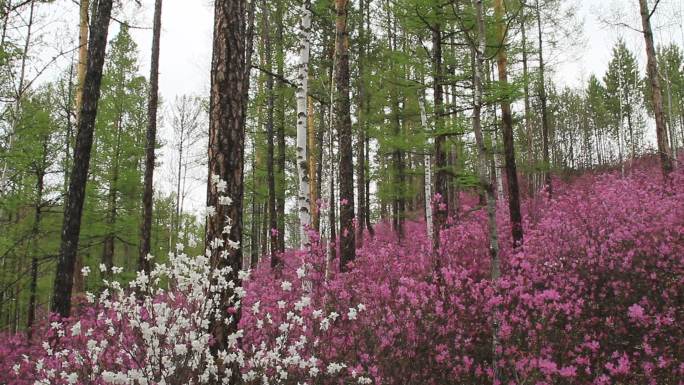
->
[0,0,683,384]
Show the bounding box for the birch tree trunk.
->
[419,92,433,249]
[296,0,312,248]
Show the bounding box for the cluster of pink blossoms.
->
[1,158,683,385]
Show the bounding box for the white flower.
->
[219,195,233,206]
[281,280,292,291]
[99,263,107,272]
[358,303,366,312]
[204,206,216,218]
[251,301,260,314]
[327,362,347,375]
[348,307,358,320]
[309,367,320,377]
[81,266,90,277]
[174,344,188,356]
[216,180,227,193]
[296,266,306,279]
[70,321,81,337]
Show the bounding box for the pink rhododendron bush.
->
[1,160,683,385]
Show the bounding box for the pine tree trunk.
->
[495,0,523,246]
[52,0,114,318]
[206,1,246,382]
[335,0,355,271]
[296,0,312,247]
[639,0,673,176]
[139,0,162,274]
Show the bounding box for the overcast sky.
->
[30,0,684,212]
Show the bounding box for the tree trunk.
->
[296,0,312,247]
[495,0,523,247]
[52,0,114,318]
[355,0,367,247]
[535,0,552,196]
[472,1,502,382]
[335,0,355,271]
[275,1,286,253]
[432,6,447,252]
[206,0,246,382]
[419,92,434,247]
[139,0,162,275]
[639,0,673,176]
[262,0,279,267]
[307,96,318,235]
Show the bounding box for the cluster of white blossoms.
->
[30,176,370,385]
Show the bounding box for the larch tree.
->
[494,0,523,246]
[639,0,673,177]
[335,0,355,271]
[51,0,114,318]
[139,0,163,275]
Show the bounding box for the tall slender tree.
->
[494,0,523,246]
[335,0,355,270]
[639,0,673,177]
[139,0,163,275]
[51,0,114,318]
[295,0,312,247]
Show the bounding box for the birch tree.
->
[296,0,312,248]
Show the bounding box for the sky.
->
[27,0,684,212]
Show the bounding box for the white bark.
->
[296,0,312,247]
[419,93,433,246]
[472,0,501,382]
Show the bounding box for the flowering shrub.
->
[0,177,364,385]
[1,160,683,385]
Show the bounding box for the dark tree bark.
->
[639,0,673,177]
[27,142,47,338]
[335,0,355,271]
[355,0,367,247]
[51,0,114,318]
[495,0,523,247]
[262,0,279,268]
[139,0,163,275]
[206,1,246,382]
